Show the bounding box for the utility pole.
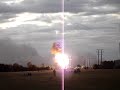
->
[119,42,120,59]
[100,49,104,64]
[97,49,104,65]
[97,49,100,65]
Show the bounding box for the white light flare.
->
[55,53,69,69]
[61,0,65,90]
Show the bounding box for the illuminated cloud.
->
[0,0,120,65]
[2,0,24,5]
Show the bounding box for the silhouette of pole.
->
[88,57,90,67]
[97,49,104,65]
[100,49,104,64]
[97,49,100,65]
[119,42,120,59]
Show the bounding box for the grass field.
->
[0,69,120,90]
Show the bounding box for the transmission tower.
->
[97,49,104,65]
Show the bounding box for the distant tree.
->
[93,64,101,69]
[27,62,32,68]
[13,63,20,67]
[101,61,115,69]
[27,62,38,71]
[13,63,21,71]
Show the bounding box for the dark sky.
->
[0,0,120,66]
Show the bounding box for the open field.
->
[0,69,120,90]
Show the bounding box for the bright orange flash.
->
[55,53,69,69]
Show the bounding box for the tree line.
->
[93,60,120,69]
[0,62,51,72]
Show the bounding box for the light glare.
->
[55,53,69,69]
